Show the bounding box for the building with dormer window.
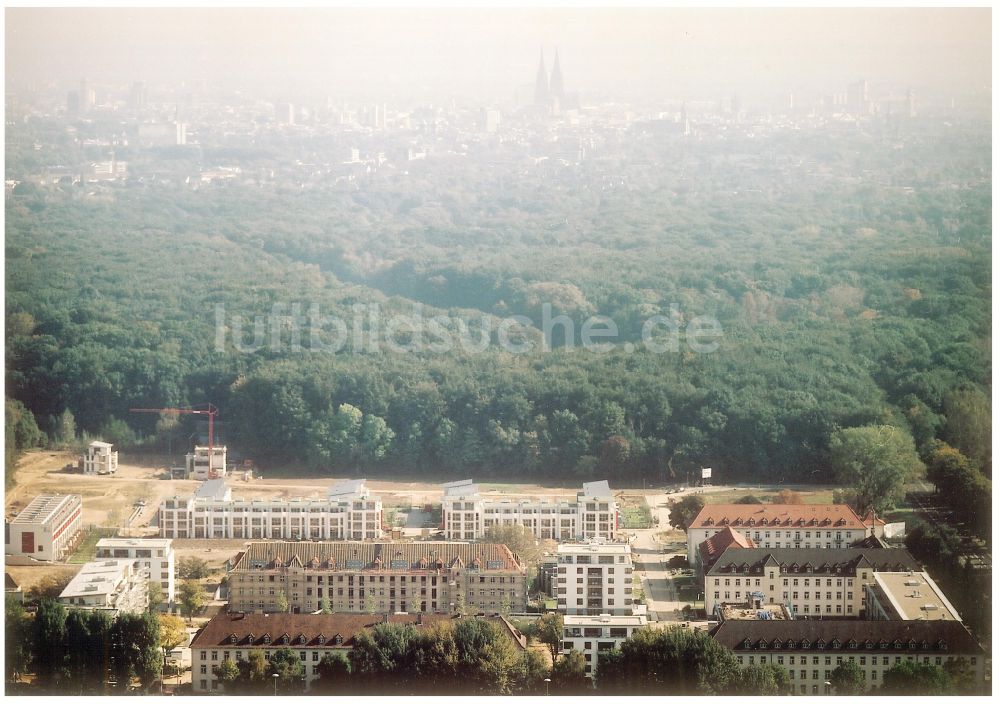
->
[711,620,986,694]
[189,612,527,692]
[703,547,921,618]
[226,540,527,615]
[685,504,884,564]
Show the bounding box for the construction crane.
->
[130,403,220,478]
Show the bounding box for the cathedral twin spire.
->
[535,48,564,105]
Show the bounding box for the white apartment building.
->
[5,494,83,561]
[186,445,227,480]
[704,547,922,618]
[864,571,962,622]
[686,504,883,564]
[556,542,634,616]
[58,559,149,614]
[562,613,648,677]
[83,441,118,475]
[158,479,383,540]
[713,620,987,695]
[442,479,618,542]
[96,537,176,603]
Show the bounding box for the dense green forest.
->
[5,116,991,488]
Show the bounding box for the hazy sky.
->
[5,7,992,103]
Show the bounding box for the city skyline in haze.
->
[6,7,992,106]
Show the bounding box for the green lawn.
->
[621,504,653,529]
[68,526,116,564]
[700,489,837,505]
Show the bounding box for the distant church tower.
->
[549,49,564,101]
[534,48,550,106]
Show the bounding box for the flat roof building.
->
[562,613,648,678]
[186,445,227,480]
[159,479,382,540]
[442,480,619,542]
[5,494,83,561]
[96,537,176,604]
[58,559,148,614]
[865,571,962,622]
[555,542,634,616]
[83,441,118,475]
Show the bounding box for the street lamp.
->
[272,673,279,696]
[544,677,551,695]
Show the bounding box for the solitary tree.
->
[269,648,305,693]
[177,580,204,624]
[830,425,923,515]
[668,495,706,531]
[830,660,868,695]
[177,557,210,580]
[535,612,563,665]
[315,652,352,693]
[550,648,589,694]
[734,662,790,695]
[159,614,188,679]
[275,591,289,613]
[216,659,240,691]
[146,580,164,612]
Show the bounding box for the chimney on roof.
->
[383,613,389,625]
[416,613,422,625]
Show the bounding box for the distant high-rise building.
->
[481,108,501,134]
[848,79,869,115]
[67,90,80,114]
[129,82,146,111]
[534,48,549,106]
[549,49,564,101]
[906,88,917,118]
[277,102,295,125]
[79,79,95,113]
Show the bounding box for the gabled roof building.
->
[190,611,527,693]
[711,619,986,694]
[226,541,527,616]
[686,504,883,564]
[704,547,922,619]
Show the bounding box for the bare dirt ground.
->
[4,451,607,583]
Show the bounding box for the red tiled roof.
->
[698,526,755,568]
[690,504,867,530]
[860,510,887,526]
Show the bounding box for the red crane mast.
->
[130,403,220,478]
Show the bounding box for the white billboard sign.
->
[701,467,712,479]
[883,522,906,539]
